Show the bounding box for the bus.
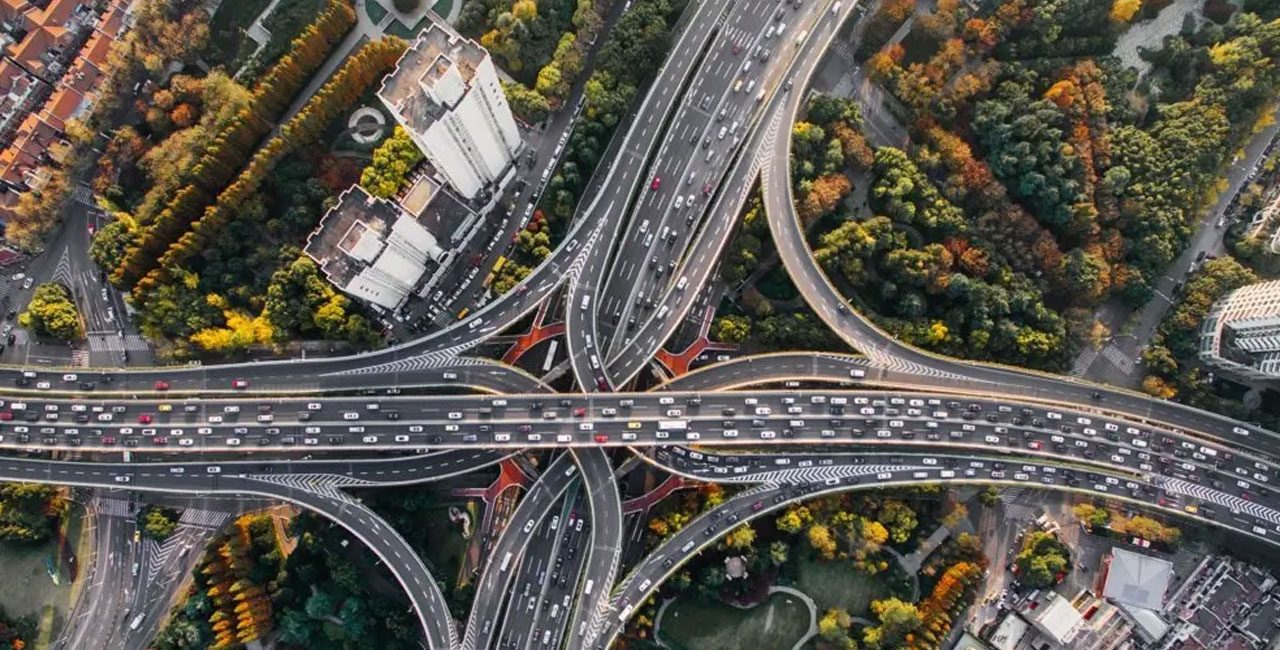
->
[499,552,514,571]
[657,420,688,432]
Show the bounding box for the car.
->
[157,403,172,413]
[650,176,660,190]
[62,373,77,382]
[36,381,50,390]
[232,379,249,389]
[113,475,130,483]
[573,407,586,417]
[153,380,170,391]
[594,434,608,443]
[137,414,152,424]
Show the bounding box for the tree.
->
[360,126,424,198]
[942,503,969,528]
[1110,0,1141,22]
[0,482,66,541]
[140,506,179,539]
[1141,375,1177,399]
[769,541,790,567]
[865,598,921,647]
[808,523,837,559]
[711,315,751,343]
[979,486,1000,507]
[19,283,81,341]
[1072,503,1111,528]
[724,524,757,550]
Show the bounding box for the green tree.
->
[19,283,82,341]
[360,126,424,198]
[711,315,751,343]
[139,506,179,540]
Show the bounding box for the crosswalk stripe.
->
[1101,344,1136,376]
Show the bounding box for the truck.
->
[657,420,688,432]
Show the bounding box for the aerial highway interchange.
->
[3,0,1279,649]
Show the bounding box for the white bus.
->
[499,552,514,571]
[657,420,688,432]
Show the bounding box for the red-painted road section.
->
[501,298,566,365]
[653,305,737,376]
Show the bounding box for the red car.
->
[594,434,608,443]
[573,407,587,417]
[137,414,152,424]
[650,176,660,190]
[702,183,712,195]
[153,380,170,391]
[0,412,12,421]
[232,379,249,389]
[101,436,116,445]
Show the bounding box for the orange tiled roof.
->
[39,85,81,130]
[80,29,110,68]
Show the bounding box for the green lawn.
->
[794,555,886,617]
[0,506,82,645]
[207,0,274,69]
[365,0,389,24]
[658,593,810,650]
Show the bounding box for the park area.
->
[657,592,812,650]
[0,504,86,650]
[794,555,887,616]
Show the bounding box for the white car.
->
[362,436,378,444]
[395,434,410,443]
[178,438,195,447]
[114,475,130,483]
[307,403,322,411]
[226,438,242,446]
[343,412,360,420]
[447,412,463,420]
[36,382,50,390]
[224,405,240,413]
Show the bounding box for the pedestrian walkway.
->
[85,331,149,352]
[178,507,230,529]
[95,497,131,518]
[1101,343,1137,376]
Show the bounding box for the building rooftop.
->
[988,612,1029,650]
[305,185,445,310]
[1105,548,1174,611]
[1027,592,1084,646]
[377,23,487,137]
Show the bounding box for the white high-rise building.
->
[377,24,522,201]
[1199,279,1280,380]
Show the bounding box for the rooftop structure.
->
[377,22,522,201]
[1025,592,1085,647]
[1199,280,1280,381]
[1157,555,1279,650]
[304,185,444,311]
[1104,548,1174,611]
